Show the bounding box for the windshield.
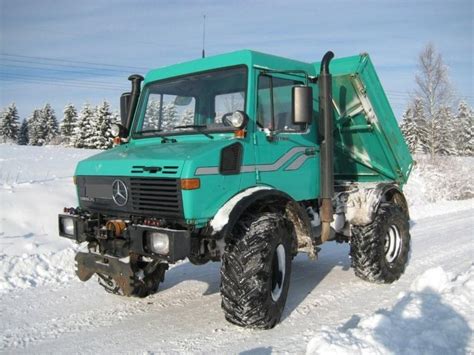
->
[133,66,247,137]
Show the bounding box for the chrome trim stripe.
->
[195,146,311,176]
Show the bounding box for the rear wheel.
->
[350,203,410,283]
[220,212,294,329]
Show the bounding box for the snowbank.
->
[306,265,473,355]
[0,145,96,293]
[404,154,474,206]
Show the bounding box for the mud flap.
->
[75,252,136,296]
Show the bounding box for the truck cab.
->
[58,50,413,328]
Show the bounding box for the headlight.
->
[147,231,170,255]
[111,123,121,137]
[61,217,75,236]
[229,111,246,128]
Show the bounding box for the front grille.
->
[130,178,183,218]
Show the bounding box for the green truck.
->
[58,50,413,329]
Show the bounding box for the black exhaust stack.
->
[319,51,334,243]
[125,74,144,132]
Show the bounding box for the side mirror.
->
[292,86,313,125]
[120,92,132,127]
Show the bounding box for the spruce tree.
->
[0,103,20,143]
[399,108,418,153]
[457,101,473,156]
[41,103,59,144]
[72,103,95,148]
[27,109,43,145]
[180,108,195,126]
[162,102,178,130]
[90,101,114,149]
[433,106,456,155]
[17,119,29,145]
[411,98,429,154]
[60,103,78,146]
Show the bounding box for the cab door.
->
[253,72,319,201]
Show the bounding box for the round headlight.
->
[229,111,245,128]
[111,124,121,137]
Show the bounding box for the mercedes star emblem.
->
[112,179,128,206]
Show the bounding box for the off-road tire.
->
[350,203,410,283]
[220,212,294,329]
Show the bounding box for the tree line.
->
[0,101,117,149]
[399,43,473,157]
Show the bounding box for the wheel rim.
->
[384,224,402,263]
[271,244,286,302]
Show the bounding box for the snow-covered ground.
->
[0,145,473,354]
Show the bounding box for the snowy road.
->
[1,208,472,354]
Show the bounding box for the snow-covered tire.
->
[350,203,410,283]
[220,212,294,329]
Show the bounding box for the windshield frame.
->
[131,65,248,139]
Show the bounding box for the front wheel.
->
[220,213,294,329]
[350,203,410,283]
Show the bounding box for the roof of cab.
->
[144,49,316,84]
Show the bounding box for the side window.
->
[214,92,245,123]
[257,75,303,132]
[142,93,195,131]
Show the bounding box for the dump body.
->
[320,54,413,185]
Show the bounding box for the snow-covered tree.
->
[17,119,29,145]
[41,103,59,145]
[72,103,95,148]
[144,99,162,130]
[60,103,77,146]
[162,102,178,130]
[433,106,456,155]
[180,108,195,126]
[399,108,417,153]
[27,109,44,146]
[456,101,473,156]
[410,98,430,154]
[90,101,114,149]
[0,103,20,143]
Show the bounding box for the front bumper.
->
[58,213,191,263]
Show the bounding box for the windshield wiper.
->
[172,125,214,139]
[135,129,163,135]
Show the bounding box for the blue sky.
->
[0,0,472,120]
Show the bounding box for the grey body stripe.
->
[285,154,311,170]
[195,146,311,176]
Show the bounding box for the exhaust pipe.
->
[126,74,144,132]
[319,51,335,243]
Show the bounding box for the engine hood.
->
[75,137,237,178]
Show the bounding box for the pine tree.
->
[60,103,78,146]
[399,108,417,153]
[144,99,162,130]
[17,119,29,145]
[41,103,59,144]
[433,106,456,155]
[0,103,20,143]
[90,101,114,149]
[180,108,195,126]
[72,103,95,148]
[411,98,429,154]
[162,102,178,130]
[27,109,43,145]
[456,101,473,156]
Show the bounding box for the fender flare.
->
[209,186,314,254]
[347,183,410,226]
